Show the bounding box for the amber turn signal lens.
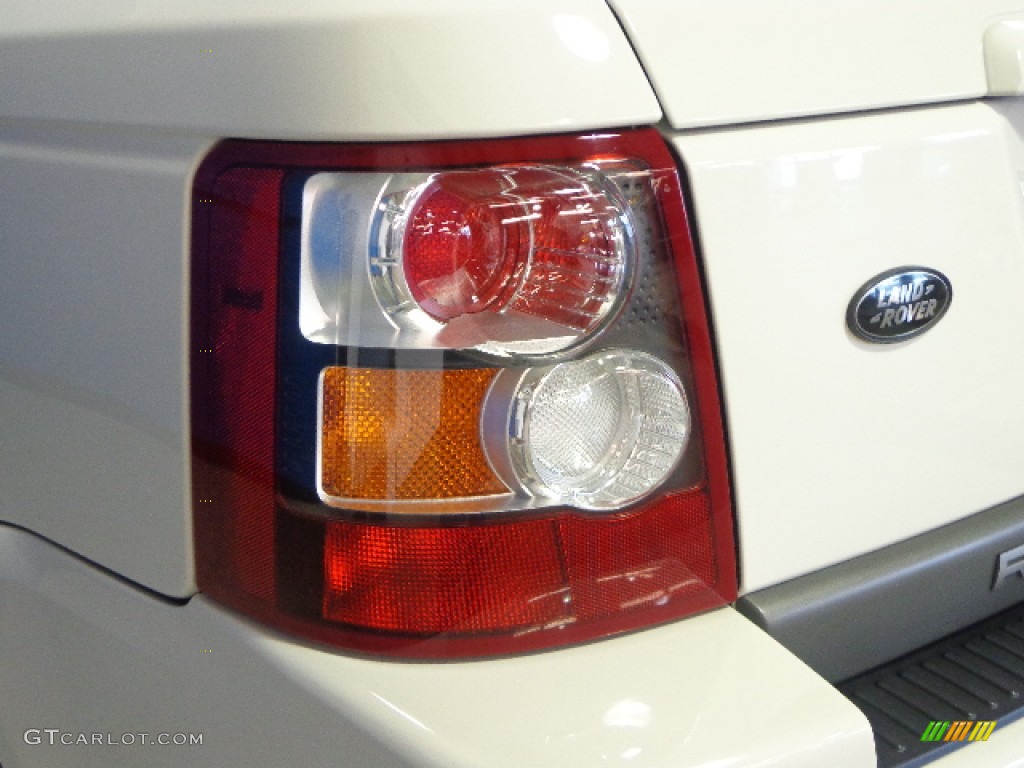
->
[319,367,507,503]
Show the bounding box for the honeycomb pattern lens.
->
[320,367,507,503]
[520,350,690,510]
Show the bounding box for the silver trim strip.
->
[737,495,1024,682]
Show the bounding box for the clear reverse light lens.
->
[486,349,690,511]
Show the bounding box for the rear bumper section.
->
[840,601,1024,768]
[0,524,873,768]
[737,494,1024,683]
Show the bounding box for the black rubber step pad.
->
[839,601,1024,768]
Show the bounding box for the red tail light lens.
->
[403,171,522,320]
[398,166,628,329]
[191,130,736,658]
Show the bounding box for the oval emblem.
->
[847,266,952,343]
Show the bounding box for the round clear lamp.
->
[500,349,690,510]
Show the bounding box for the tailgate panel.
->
[611,0,1024,129]
[674,102,1024,592]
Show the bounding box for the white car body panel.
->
[986,18,1024,95]
[611,0,1024,129]
[0,122,210,596]
[0,525,875,768]
[676,102,1024,592]
[0,0,661,141]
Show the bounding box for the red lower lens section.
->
[319,489,720,638]
[561,491,719,623]
[323,518,568,634]
[250,487,730,656]
[201,489,730,658]
[317,491,721,645]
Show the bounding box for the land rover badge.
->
[847,267,952,343]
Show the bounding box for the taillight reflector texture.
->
[484,349,690,510]
[321,492,717,636]
[192,130,736,658]
[319,367,505,504]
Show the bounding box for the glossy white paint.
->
[0,121,211,596]
[0,525,876,768]
[986,19,1024,95]
[611,0,1024,129]
[0,0,660,141]
[674,103,1024,592]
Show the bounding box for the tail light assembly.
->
[191,129,736,657]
